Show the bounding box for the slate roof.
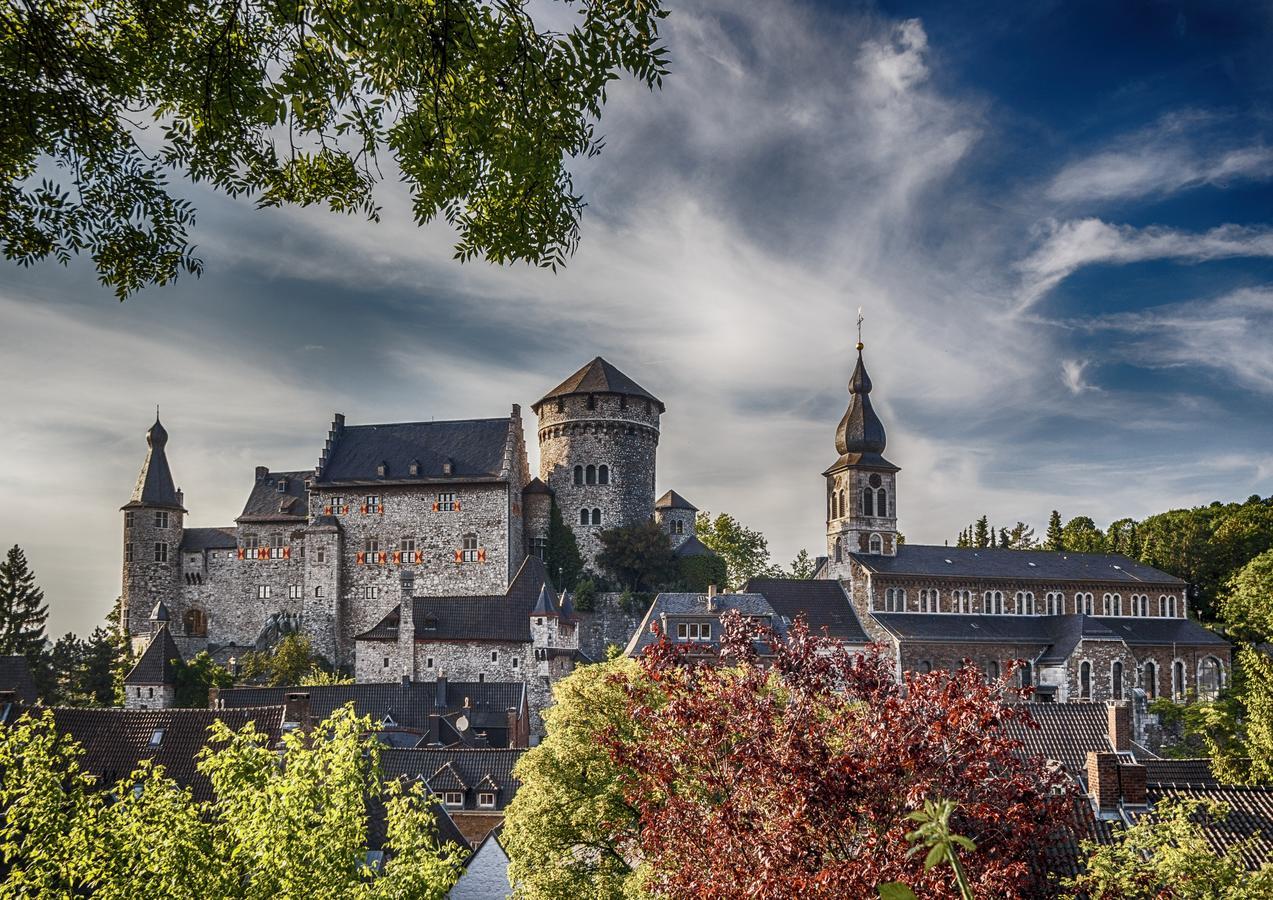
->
[655,489,697,511]
[532,357,665,413]
[0,656,38,704]
[673,535,716,558]
[317,418,512,484]
[522,477,552,495]
[745,578,872,644]
[215,681,526,734]
[180,527,238,551]
[124,625,183,685]
[825,348,897,474]
[1003,703,1113,780]
[357,556,552,643]
[125,416,184,509]
[237,470,310,522]
[625,592,782,657]
[365,796,470,855]
[380,748,524,804]
[1094,616,1229,647]
[11,705,286,802]
[852,545,1186,585]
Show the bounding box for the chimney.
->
[255,465,269,481]
[175,488,184,508]
[283,692,311,730]
[507,708,521,748]
[708,584,717,599]
[435,672,447,708]
[1107,700,1131,752]
[1118,761,1148,806]
[1086,751,1120,811]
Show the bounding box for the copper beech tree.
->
[603,612,1081,899]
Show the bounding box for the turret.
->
[121,415,185,653]
[654,490,698,549]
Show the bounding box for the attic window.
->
[382,714,397,728]
[443,791,464,808]
[276,479,287,493]
[422,617,439,631]
[409,460,420,476]
[478,792,496,809]
[149,729,164,746]
[377,462,388,477]
[442,459,454,476]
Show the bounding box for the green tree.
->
[1045,510,1064,551]
[1105,518,1140,556]
[1063,798,1273,898]
[1137,507,1216,614]
[596,521,678,593]
[1,0,671,297]
[503,657,649,899]
[175,651,234,707]
[1001,522,1037,551]
[695,512,781,589]
[545,501,585,591]
[678,553,728,593]
[571,577,598,613]
[789,549,817,579]
[239,632,331,687]
[1061,516,1108,554]
[972,516,990,549]
[0,706,465,897]
[46,626,119,706]
[0,544,48,660]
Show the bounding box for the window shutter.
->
[478,548,486,563]
[237,548,245,560]
[356,552,365,565]
[378,552,387,564]
[342,505,350,515]
[454,549,462,563]
[392,551,401,564]
[432,502,439,512]
[324,505,333,515]
[283,547,291,560]
[455,500,462,511]
[258,548,267,560]
[414,550,423,564]
[378,505,384,515]
[360,504,368,515]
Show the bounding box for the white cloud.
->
[1060,358,1094,394]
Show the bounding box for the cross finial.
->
[856,307,864,351]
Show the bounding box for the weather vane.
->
[856,307,864,350]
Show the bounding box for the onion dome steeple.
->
[826,342,898,475]
[124,411,185,510]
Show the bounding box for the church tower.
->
[121,415,185,654]
[823,340,899,578]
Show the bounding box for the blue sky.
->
[2,0,1272,636]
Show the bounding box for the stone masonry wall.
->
[899,641,1049,681]
[575,593,643,660]
[122,507,184,653]
[537,392,660,566]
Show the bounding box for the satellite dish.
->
[455,715,470,733]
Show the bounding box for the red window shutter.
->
[237,548,245,560]
[356,551,365,565]
[342,505,350,515]
[324,505,333,515]
[415,550,423,564]
[258,548,267,560]
[378,505,384,515]
[455,500,462,511]
[392,551,401,564]
[378,552,387,564]
[432,502,439,512]
[478,548,486,563]
[360,505,368,515]
[454,549,462,563]
[283,547,291,560]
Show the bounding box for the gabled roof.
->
[625,592,781,657]
[673,535,716,558]
[13,705,286,802]
[180,527,237,552]
[532,357,664,413]
[429,761,468,791]
[237,469,310,522]
[316,417,513,484]
[522,477,552,495]
[380,748,524,801]
[125,416,184,510]
[655,489,697,511]
[0,656,38,704]
[745,578,872,644]
[852,544,1186,585]
[124,625,183,685]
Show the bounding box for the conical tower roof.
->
[123,624,183,686]
[532,584,560,617]
[533,357,664,413]
[825,345,898,475]
[125,414,184,509]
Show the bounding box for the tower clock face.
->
[869,473,882,488]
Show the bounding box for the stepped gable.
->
[745,578,871,644]
[532,357,664,413]
[317,417,513,484]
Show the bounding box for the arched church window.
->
[1019,661,1033,688]
[1142,661,1158,699]
[1111,661,1124,700]
[838,489,845,518]
[585,465,596,485]
[579,508,589,526]
[834,537,842,563]
[591,508,602,526]
[876,488,887,516]
[573,466,583,486]
[988,660,1000,681]
[918,660,932,674]
[598,465,609,485]
[869,533,883,554]
[1080,661,1092,700]
[1199,657,1223,701]
[184,608,207,637]
[1172,660,1186,700]
[862,487,874,517]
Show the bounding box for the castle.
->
[122,345,1232,722]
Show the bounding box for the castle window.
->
[184,608,207,637]
[869,533,883,554]
[147,687,154,699]
[591,508,602,525]
[512,656,519,669]
[586,465,596,485]
[125,511,135,528]
[1080,661,1092,699]
[383,657,390,669]
[952,589,972,613]
[573,466,583,485]
[491,650,499,663]
[587,394,596,410]
[461,533,479,562]
[314,586,324,598]
[363,586,380,599]
[557,398,564,412]
[834,537,842,563]
[426,657,434,669]
[363,495,381,513]
[1199,657,1223,701]
[983,591,1004,615]
[862,487,875,517]
[1111,661,1124,700]
[580,508,590,526]
[876,488,887,516]
[1045,592,1063,615]
[154,511,169,528]
[882,588,906,612]
[1142,661,1158,699]
[288,585,302,600]
[530,537,547,560]
[598,465,609,485]
[1172,660,1186,700]
[399,536,416,558]
[478,792,496,809]
[270,533,286,558]
[154,542,169,563]
[671,520,684,535]
[436,492,456,512]
[363,537,380,564]
[125,543,134,563]
[257,585,271,599]
[478,673,485,683]
[243,534,259,551]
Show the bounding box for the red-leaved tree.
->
[603,612,1081,899]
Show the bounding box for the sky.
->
[3,0,1273,637]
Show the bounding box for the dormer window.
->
[478,791,496,809]
[276,478,288,493]
[409,460,420,476]
[442,459,454,476]
[443,791,463,808]
[376,462,388,477]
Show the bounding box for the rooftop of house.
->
[237,469,311,522]
[316,416,514,485]
[0,656,38,705]
[532,356,665,413]
[745,578,873,644]
[655,489,697,511]
[851,545,1187,585]
[180,526,238,552]
[123,625,184,686]
[380,747,524,806]
[625,592,783,657]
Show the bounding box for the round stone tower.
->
[532,358,663,568]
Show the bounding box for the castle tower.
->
[654,490,698,550]
[121,415,185,654]
[823,342,899,578]
[532,358,663,567]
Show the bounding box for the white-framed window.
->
[1163,595,1178,617]
[1103,593,1122,616]
[154,542,169,563]
[258,585,271,599]
[983,591,1004,615]
[154,511,169,528]
[882,588,906,612]
[1015,591,1035,615]
[436,492,456,512]
[1045,592,1063,615]
[443,792,463,808]
[672,519,684,535]
[364,586,380,600]
[951,589,972,614]
[1077,592,1094,616]
[676,622,712,641]
[478,791,496,809]
[363,537,380,563]
[869,533,883,554]
[328,495,344,512]
[461,534,479,563]
[918,589,940,612]
[314,585,324,598]
[363,494,381,511]
[288,585,302,599]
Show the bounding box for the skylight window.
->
[149,729,164,746]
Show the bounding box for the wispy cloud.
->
[1060,358,1095,394]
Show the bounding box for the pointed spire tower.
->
[823,318,899,573]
